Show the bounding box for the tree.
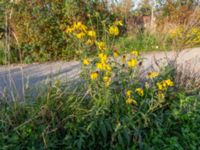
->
[110,0,135,17]
[137,0,153,16]
[2,0,117,63]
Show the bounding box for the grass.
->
[114,31,171,53]
[0,40,6,64]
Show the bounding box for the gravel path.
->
[0,48,199,101]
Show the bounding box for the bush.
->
[168,26,200,48]
[5,0,118,63]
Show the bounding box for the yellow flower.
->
[103,76,111,86]
[165,79,174,87]
[90,72,98,80]
[98,53,107,62]
[83,59,90,65]
[127,59,137,68]
[126,90,132,97]
[113,52,119,58]
[147,72,159,79]
[114,20,123,26]
[65,26,74,33]
[76,32,85,39]
[103,76,109,82]
[157,79,174,91]
[126,98,137,105]
[87,30,96,38]
[109,25,119,36]
[131,50,139,57]
[96,62,111,71]
[73,22,87,32]
[158,92,165,99]
[162,82,167,88]
[121,55,126,62]
[157,82,164,91]
[106,64,112,71]
[135,88,144,97]
[96,41,106,50]
[96,62,106,70]
[85,39,93,45]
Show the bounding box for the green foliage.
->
[2,0,116,63]
[115,31,170,52]
[137,0,152,16]
[0,66,200,149]
[0,0,199,64]
[0,41,5,64]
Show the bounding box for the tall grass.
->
[0,41,5,64]
[114,31,171,52]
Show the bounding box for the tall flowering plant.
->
[65,21,175,113]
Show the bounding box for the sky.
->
[109,0,157,9]
[109,0,141,9]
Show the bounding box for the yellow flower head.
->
[121,54,126,62]
[162,82,167,88]
[126,98,137,105]
[90,72,98,80]
[147,72,159,79]
[85,39,93,45]
[158,92,165,99]
[109,25,119,36]
[106,64,112,71]
[131,50,139,57]
[165,79,174,87]
[127,59,137,68]
[96,62,106,70]
[73,22,87,32]
[96,41,106,50]
[103,76,111,87]
[96,62,111,71]
[76,32,85,39]
[157,79,174,91]
[65,26,74,34]
[114,20,123,26]
[157,82,164,91]
[135,88,144,97]
[113,52,119,58]
[87,30,96,38]
[126,90,132,97]
[83,59,90,65]
[98,53,107,62]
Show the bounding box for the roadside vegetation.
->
[0,0,200,149]
[0,0,200,64]
[1,48,200,149]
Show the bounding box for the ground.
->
[0,47,199,101]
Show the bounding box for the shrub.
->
[168,26,200,48]
[5,0,119,63]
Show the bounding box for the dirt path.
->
[0,48,199,101]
